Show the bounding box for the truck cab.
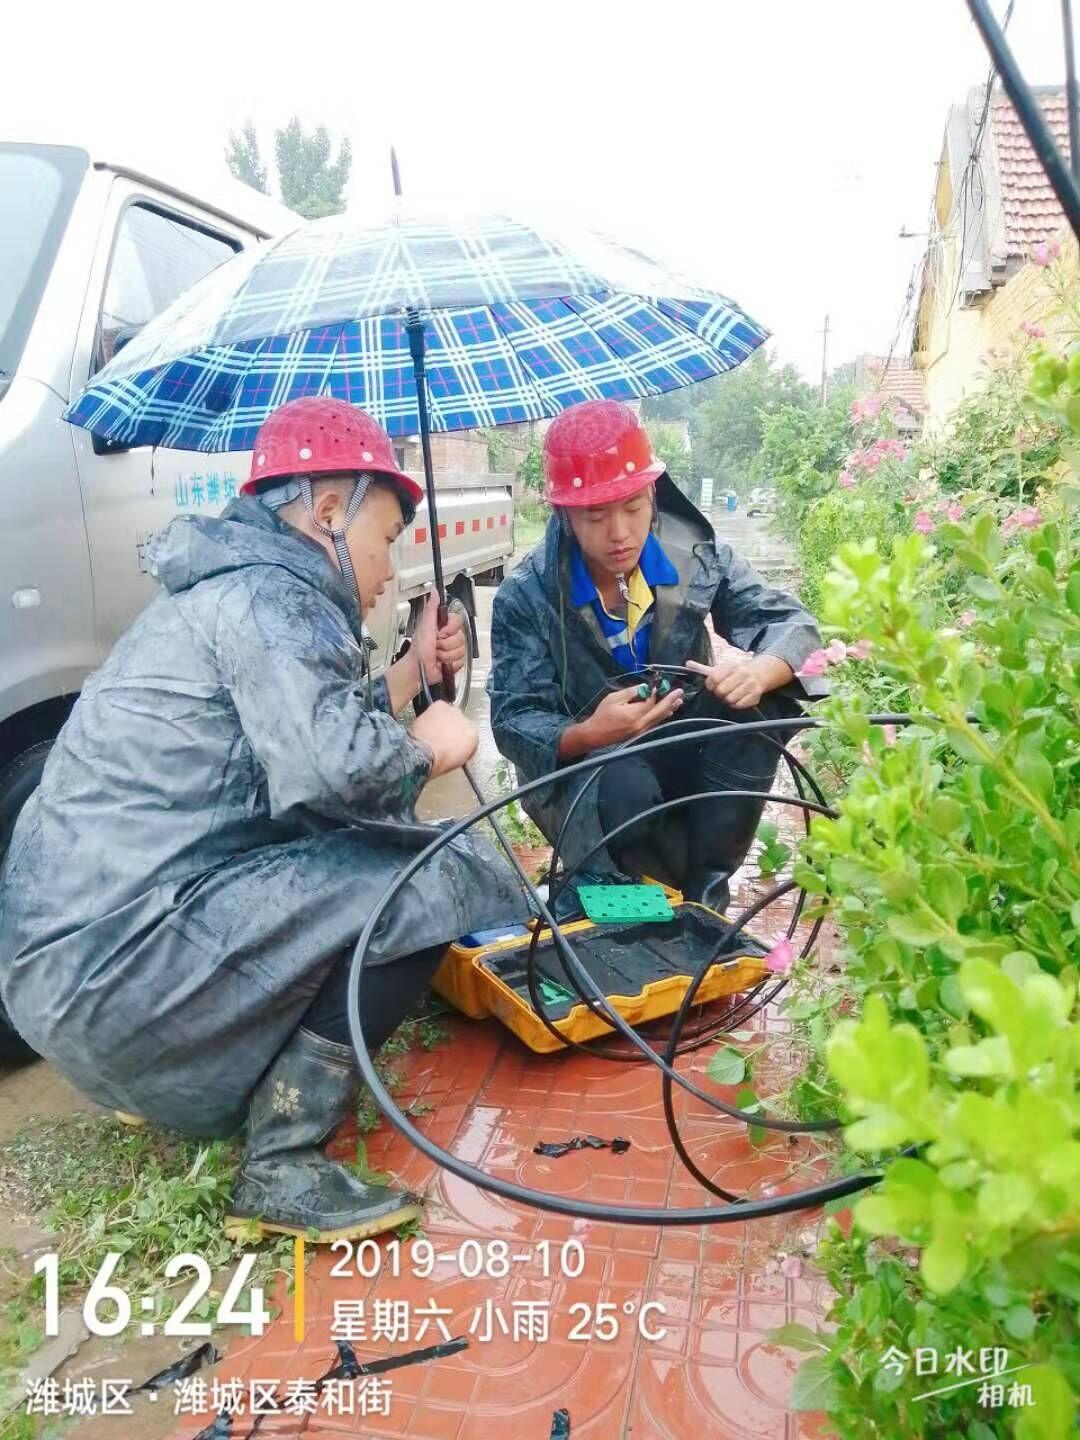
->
[0,141,302,860]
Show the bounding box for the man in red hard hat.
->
[0,396,526,1243]
[488,398,825,915]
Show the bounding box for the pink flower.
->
[1019,319,1046,339]
[913,511,934,534]
[780,1254,804,1279]
[848,638,874,660]
[764,936,795,973]
[946,503,964,522]
[850,394,884,425]
[838,470,856,490]
[882,724,897,747]
[824,639,848,663]
[1031,237,1062,267]
[797,649,829,678]
[959,609,976,628]
[1002,506,1043,535]
[874,437,908,462]
[934,498,950,513]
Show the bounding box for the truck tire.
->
[409,595,474,716]
[0,739,53,863]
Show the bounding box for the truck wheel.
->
[0,741,53,1065]
[447,596,473,711]
[0,739,53,864]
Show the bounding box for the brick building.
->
[912,85,1075,426]
[395,420,547,495]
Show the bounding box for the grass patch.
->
[0,995,454,1424]
[0,1117,292,1324]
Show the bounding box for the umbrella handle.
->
[437,600,456,704]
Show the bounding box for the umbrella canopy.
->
[65,213,768,451]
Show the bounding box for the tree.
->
[758,385,855,539]
[691,351,814,496]
[641,349,815,498]
[647,420,694,494]
[225,123,269,195]
[274,118,352,220]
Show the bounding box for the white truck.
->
[0,140,514,864]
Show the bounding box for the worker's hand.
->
[414,592,467,684]
[685,648,793,710]
[410,700,478,777]
[586,683,685,748]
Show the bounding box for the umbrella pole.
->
[406,311,456,702]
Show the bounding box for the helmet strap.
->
[298,473,371,600]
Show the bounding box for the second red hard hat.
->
[542,399,665,508]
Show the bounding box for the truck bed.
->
[394,471,514,597]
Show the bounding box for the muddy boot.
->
[683,792,770,918]
[224,1027,420,1244]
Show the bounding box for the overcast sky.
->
[5,1,1074,378]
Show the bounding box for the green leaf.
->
[1014,1364,1076,1440]
[789,1353,842,1412]
[939,974,969,1018]
[978,1173,1036,1227]
[920,1230,967,1293]
[927,796,966,835]
[1015,751,1055,806]
[926,867,967,924]
[706,1045,747,1086]
[765,1321,828,1353]
[887,913,944,946]
[946,1038,1013,1077]
[1004,1304,1037,1340]
[967,575,1001,600]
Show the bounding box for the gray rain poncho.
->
[0,497,527,1136]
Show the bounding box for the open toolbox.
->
[432,889,770,1054]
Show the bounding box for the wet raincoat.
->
[487,477,825,879]
[0,498,527,1137]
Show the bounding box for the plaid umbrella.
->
[65,212,768,451]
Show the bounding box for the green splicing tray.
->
[576,884,675,925]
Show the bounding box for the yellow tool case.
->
[432,897,770,1054]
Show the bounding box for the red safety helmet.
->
[543,399,666,508]
[242,396,423,513]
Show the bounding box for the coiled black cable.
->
[346,713,913,1225]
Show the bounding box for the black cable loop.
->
[522,789,839,1139]
[530,700,829,1063]
[347,714,916,1225]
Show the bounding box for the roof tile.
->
[990,90,1071,257]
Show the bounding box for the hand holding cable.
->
[410,701,478,778]
[685,642,794,711]
[556,683,684,761]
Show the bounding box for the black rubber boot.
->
[682,792,771,917]
[224,1027,420,1244]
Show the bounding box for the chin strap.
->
[298,473,372,598]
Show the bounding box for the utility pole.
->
[819,314,831,406]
